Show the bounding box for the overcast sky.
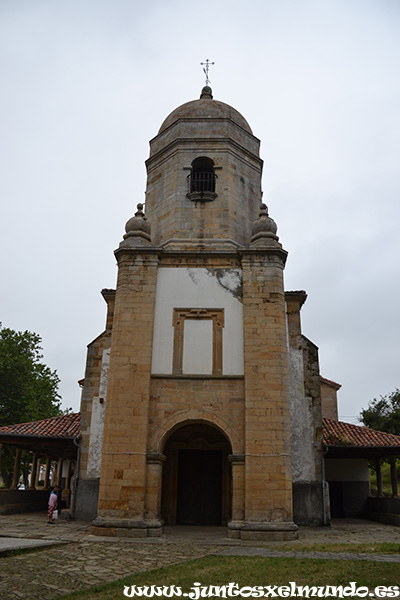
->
[1,0,399,422]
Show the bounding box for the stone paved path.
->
[0,540,224,600]
[1,514,400,600]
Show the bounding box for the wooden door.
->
[176,449,222,525]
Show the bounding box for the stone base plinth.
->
[91,517,163,538]
[228,520,298,541]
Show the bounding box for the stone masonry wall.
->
[148,377,245,454]
[242,252,293,525]
[97,251,158,520]
[320,379,339,420]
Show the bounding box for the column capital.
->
[146,453,166,465]
[229,454,245,464]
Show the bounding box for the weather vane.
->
[200,59,214,86]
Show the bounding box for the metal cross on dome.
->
[200,59,214,86]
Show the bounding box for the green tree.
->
[360,389,400,435]
[0,325,62,426]
[0,325,62,487]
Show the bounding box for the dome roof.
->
[158,88,253,135]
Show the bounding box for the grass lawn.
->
[273,542,400,554]
[59,555,400,599]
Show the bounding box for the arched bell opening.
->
[186,157,218,201]
[161,421,232,526]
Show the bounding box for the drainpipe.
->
[321,446,329,526]
[70,435,81,519]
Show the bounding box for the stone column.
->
[44,457,51,490]
[376,459,383,497]
[145,453,166,534]
[29,453,38,490]
[390,456,398,497]
[11,448,22,489]
[229,454,245,522]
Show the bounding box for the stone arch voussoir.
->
[154,410,240,454]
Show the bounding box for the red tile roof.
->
[323,417,400,448]
[0,413,80,439]
[1,413,399,452]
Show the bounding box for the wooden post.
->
[56,459,63,487]
[35,457,41,487]
[11,448,22,489]
[29,453,38,490]
[390,456,398,497]
[63,459,73,507]
[376,458,383,497]
[44,457,51,490]
[65,460,72,491]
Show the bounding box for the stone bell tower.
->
[91,86,297,540]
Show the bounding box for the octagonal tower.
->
[145,86,263,249]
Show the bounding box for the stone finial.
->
[134,203,145,218]
[251,203,279,246]
[120,203,152,247]
[200,86,213,100]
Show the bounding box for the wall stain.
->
[186,268,243,301]
[211,268,243,301]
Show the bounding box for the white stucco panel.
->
[152,267,244,375]
[288,344,320,482]
[98,347,110,399]
[183,319,213,374]
[87,348,110,478]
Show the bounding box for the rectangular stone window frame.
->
[172,308,224,375]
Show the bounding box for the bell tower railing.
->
[187,171,218,202]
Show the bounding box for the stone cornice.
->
[150,116,260,145]
[114,244,288,267]
[151,374,244,380]
[285,290,308,307]
[146,137,263,173]
[239,246,288,268]
[114,246,161,263]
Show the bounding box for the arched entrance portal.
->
[161,422,232,526]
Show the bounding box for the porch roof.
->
[0,413,80,460]
[323,417,400,458]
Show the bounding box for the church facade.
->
[76,86,325,540]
